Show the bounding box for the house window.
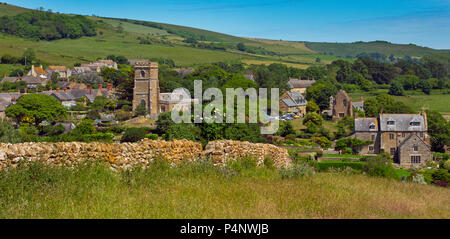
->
[402,132,405,137]
[410,122,420,126]
[413,145,418,152]
[411,156,421,164]
[420,132,423,137]
[339,113,344,117]
[389,133,394,140]
[369,123,375,129]
[369,146,374,151]
[371,135,375,141]
[140,70,146,78]
[387,121,395,125]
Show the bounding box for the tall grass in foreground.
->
[0,159,448,219]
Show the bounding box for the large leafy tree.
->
[363,94,414,117]
[6,94,67,126]
[305,81,338,111]
[426,110,450,152]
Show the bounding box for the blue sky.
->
[5,0,450,49]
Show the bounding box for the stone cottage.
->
[330,90,353,120]
[353,112,431,168]
[279,91,307,116]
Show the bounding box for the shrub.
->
[121,127,149,143]
[285,134,296,141]
[362,153,396,179]
[431,169,449,184]
[279,163,315,179]
[145,134,158,140]
[311,136,331,149]
[432,181,448,188]
[444,160,450,171]
[311,161,364,172]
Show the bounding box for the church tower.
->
[132,60,160,119]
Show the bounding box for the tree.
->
[21,48,36,65]
[363,94,414,117]
[388,81,404,96]
[134,101,147,117]
[306,101,319,113]
[426,110,450,152]
[306,81,338,111]
[237,43,246,51]
[278,121,296,137]
[303,112,324,126]
[0,120,23,143]
[72,119,95,135]
[6,94,67,126]
[165,123,196,141]
[156,112,174,135]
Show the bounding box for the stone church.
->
[130,59,196,119]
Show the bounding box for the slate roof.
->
[287,78,316,89]
[379,114,426,132]
[354,118,378,132]
[398,133,430,149]
[352,102,364,111]
[281,92,307,107]
[128,59,150,66]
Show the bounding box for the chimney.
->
[99,84,103,90]
[360,97,364,103]
[56,88,60,93]
[421,110,428,132]
[307,76,310,81]
[31,65,35,73]
[64,88,68,93]
[87,85,92,95]
[107,83,113,91]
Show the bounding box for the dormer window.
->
[410,122,420,126]
[369,123,375,129]
[387,121,395,125]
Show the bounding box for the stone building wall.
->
[331,90,353,120]
[398,134,431,168]
[0,139,292,170]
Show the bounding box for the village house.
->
[330,90,353,120]
[159,88,199,113]
[27,65,47,80]
[279,91,307,116]
[287,76,315,94]
[352,97,365,113]
[71,66,93,75]
[353,112,431,168]
[45,65,72,79]
[80,59,118,73]
[1,75,48,88]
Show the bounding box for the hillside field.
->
[0,162,448,219]
[0,3,448,68]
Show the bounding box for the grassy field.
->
[349,89,450,114]
[0,161,448,219]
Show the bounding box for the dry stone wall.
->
[204,140,292,169]
[0,139,292,170]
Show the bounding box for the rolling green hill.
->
[305,41,449,59]
[0,3,448,68]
